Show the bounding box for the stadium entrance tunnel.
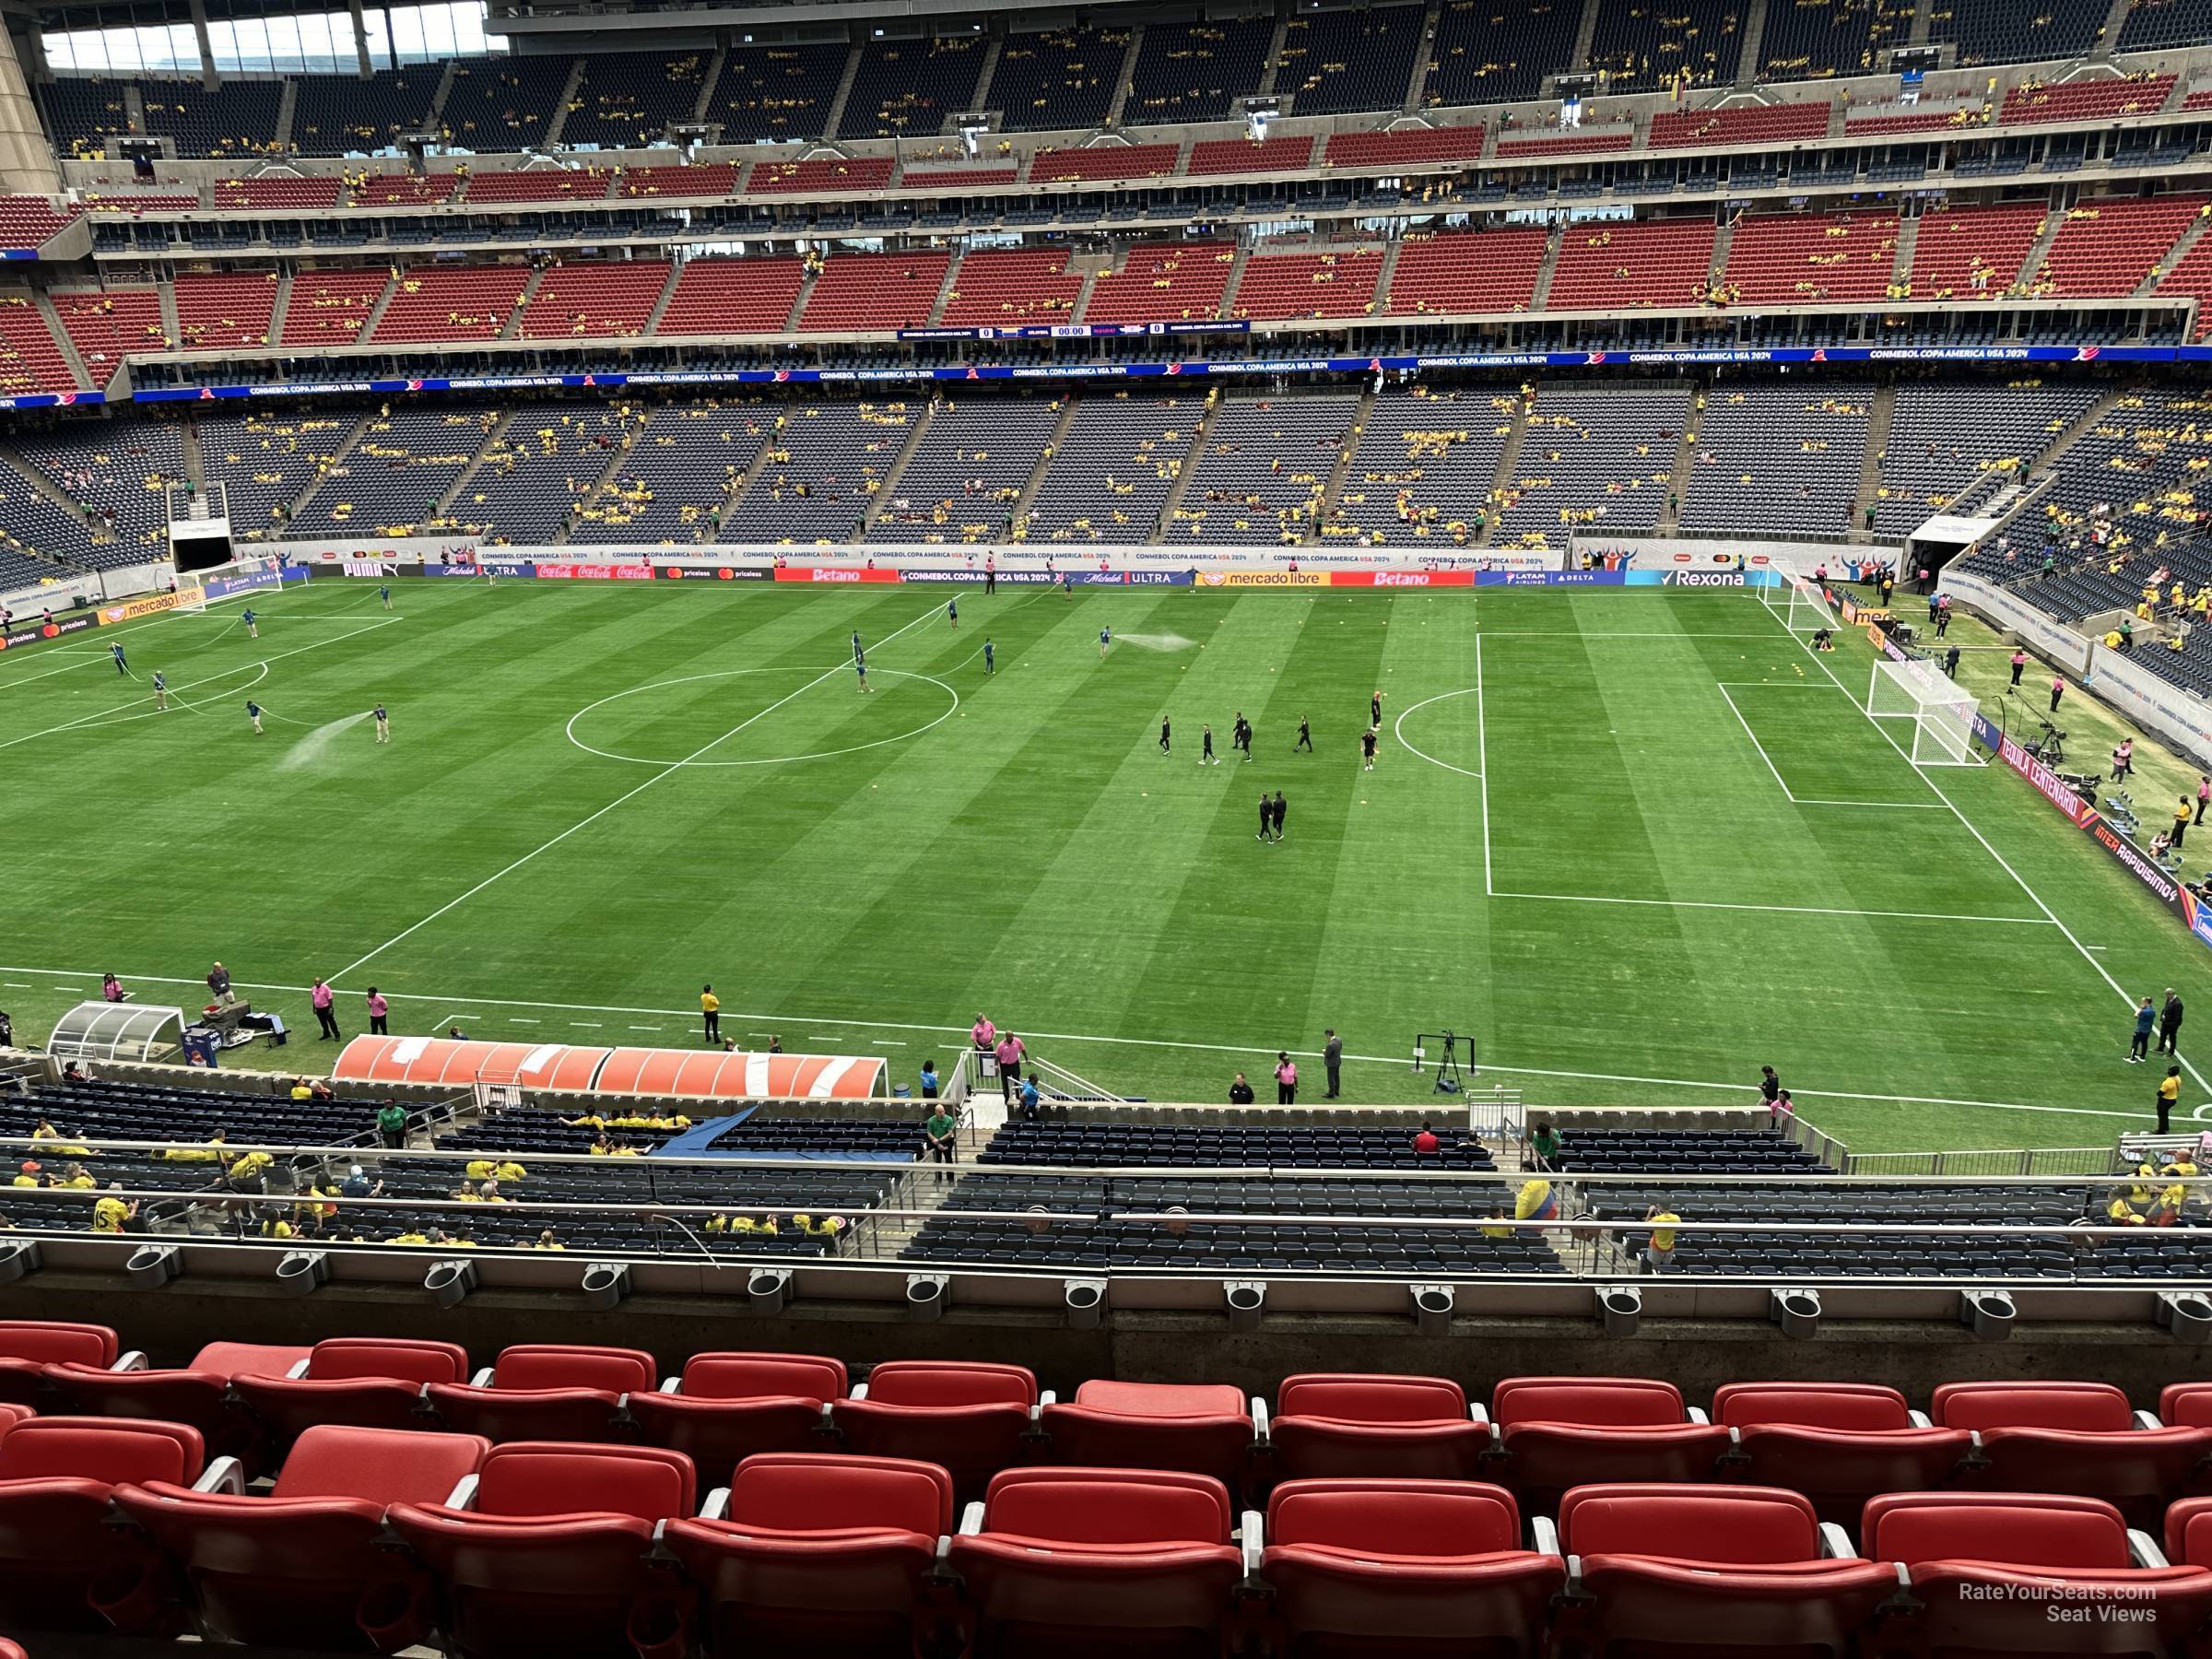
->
[565,666,959,770]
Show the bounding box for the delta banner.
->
[96,584,206,624]
[203,564,306,601]
[115,341,2192,410]
[0,612,97,651]
[1967,707,2212,953]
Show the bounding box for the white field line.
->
[0,617,395,754]
[328,601,950,982]
[1475,634,1492,895]
[1766,594,2212,1104]
[1716,681,1946,809]
[1491,891,2053,926]
[0,960,2146,1124]
[1716,683,1798,802]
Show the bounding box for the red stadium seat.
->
[833,1359,1039,1502]
[1712,1382,1972,1526]
[2160,1381,2212,1430]
[1258,1477,1564,1656]
[1040,1379,1258,1496]
[425,1343,653,1442]
[665,1452,956,1657]
[112,1422,488,1651]
[1864,1490,2212,1655]
[946,1465,1251,1659]
[233,1336,471,1445]
[0,1320,118,1405]
[1931,1381,2212,1527]
[1489,1377,1732,1510]
[41,1342,302,1472]
[2166,1495,2212,1568]
[0,1415,206,1634]
[1556,1483,1897,1655]
[1265,1373,1490,1488]
[384,1441,698,1659]
[626,1352,844,1484]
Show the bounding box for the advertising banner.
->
[96,585,204,624]
[1967,707,2212,947]
[1194,571,1331,589]
[1477,571,1627,587]
[0,612,97,651]
[1328,570,1476,587]
[203,565,301,601]
[775,566,901,583]
[531,562,653,581]
[656,565,771,582]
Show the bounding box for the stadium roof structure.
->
[333,1033,889,1099]
[43,999,185,1065]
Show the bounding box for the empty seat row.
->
[6,1409,2211,1658]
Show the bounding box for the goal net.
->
[1762,572,1839,641]
[1867,656,1982,766]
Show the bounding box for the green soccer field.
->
[5,574,2209,1154]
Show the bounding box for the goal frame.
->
[1866,655,1983,767]
[1762,572,1840,640]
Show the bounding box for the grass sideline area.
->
[1,573,2207,1153]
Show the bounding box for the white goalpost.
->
[1762,572,1839,641]
[1866,656,1983,766]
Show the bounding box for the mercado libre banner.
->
[68,341,2205,414]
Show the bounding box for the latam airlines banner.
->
[116,342,2198,408]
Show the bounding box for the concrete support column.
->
[0,21,61,195]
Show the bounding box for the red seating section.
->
[1186,135,1316,176]
[371,264,531,344]
[1495,127,1633,158]
[831,1359,1038,1504]
[901,165,1021,188]
[1030,143,1182,183]
[1324,124,1487,168]
[946,1466,1247,1656]
[941,248,1086,327]
[2035,194,2205,298]
[627,1351,846,1483]
[385,1441,696,1659]
[0,1321,117,1404]
[2155,233,2212,338]
[1651,101,1830,148]
[0,1415,206,1635]
[1228,249,1383,321]
[280,268,392,346]
[53,288,167,371]
[796,251,951,333]
[1547,218,1717,310]
[2187,87,2212,112]
[353,173,458,206]
[1907,202,2045,299]
[658,256,806,335]
[1385,227,1547,315]
[112,1423,488,1651]
[0,298,82,395]
[519,261,671,338]
[747,156,894,194]
[0,197,79,251]
[5,1317,2212,1659]
[1847,104,1987,135]
[41,1341,303,1473]
[423,1342,654,1442]
[1083,241,1234,325]
[464,168,614,205]
[213,175,342,210]
[1721,211,1900,305]
[618,162,738,198]
[2001,74,2175,124]
[172,271,279,351]
[665,1453,955,1654]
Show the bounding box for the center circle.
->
[1393,688,1485,781]
[566,666,959,769]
